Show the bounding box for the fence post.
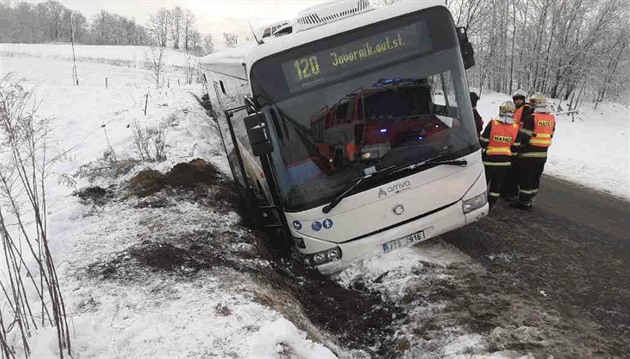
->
[144,93,149,116]
[105,77,108,89]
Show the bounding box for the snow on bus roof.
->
[200,0,445,73]
[198,42,256,66]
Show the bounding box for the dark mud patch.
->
[74,186,114,205]
[131,242,225,271]
[252,258,404,356]
[127,159,238,213]
[87,225,264,281]
[127,158,219,198]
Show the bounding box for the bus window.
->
[250,9,479,210]
[363,83,431,120]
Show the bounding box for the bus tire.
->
[236,186,264,230]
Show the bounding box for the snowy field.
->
[475,91,630,200]
[0,53,336,358]
[1,44,628,358]
[0,43,197,69]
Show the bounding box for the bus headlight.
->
[462,193,487,213]
[326,247,341,260]
[313,252,327,264]
[304,247,342,266]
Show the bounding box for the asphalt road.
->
[443,175,630,356]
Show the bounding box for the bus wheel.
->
[236,186,263,230]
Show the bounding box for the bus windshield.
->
[250,7,479,211]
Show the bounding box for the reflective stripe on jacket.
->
[486,120,519,156]
[529,113,555,147]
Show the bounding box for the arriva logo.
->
[378,180,412,198]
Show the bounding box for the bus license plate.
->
[383,231,426,254]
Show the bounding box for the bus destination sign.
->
[281,22,432,93]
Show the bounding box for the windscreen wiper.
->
[322,165,395,214]
[321,159,467,214]
[380,159,468,184]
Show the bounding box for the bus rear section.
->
[234,2,487,273]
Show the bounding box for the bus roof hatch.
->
[295,0,374,32]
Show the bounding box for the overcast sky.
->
[22,0,330,39]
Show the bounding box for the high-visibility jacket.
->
[486,120,519,156]
[480,119,520,166]
[529,113,555,147]
[518,111,556,160]
[513,104,531,127]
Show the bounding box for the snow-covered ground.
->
[0,43,197,69]
[1,44,628,358]
[0,52,336,358]
[475,91,630,200]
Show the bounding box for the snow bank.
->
[475,91,630,200]
[250,318,336,358]
[336,238,489,357]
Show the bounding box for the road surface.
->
[443,175,630,356]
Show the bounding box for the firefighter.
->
[470,92,483,135]
[511,92,556,210]
[512,89,532,126]
[479,101,524,209]
[501,89,532,200]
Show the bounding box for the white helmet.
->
[512,89,527,99]
[529,92,547,107]
[499,101,516,116]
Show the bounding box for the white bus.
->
[200,0,488,274]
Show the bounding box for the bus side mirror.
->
[245,112,273,156]
[456,27,475,69]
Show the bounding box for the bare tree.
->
[91,10,111,45]
[42,0,65,42]
[182,8,196,52]
[169,6,183,50]
[184,52,199,84]
[203,33,214,55]
[0,75,72,359]
[145,45,165,87]
[448,0,630,107]
[0,2,153,46]
[190,30,203,55]
[222,32,238,48]
[148,7,169,47]
[68,10,86,42]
